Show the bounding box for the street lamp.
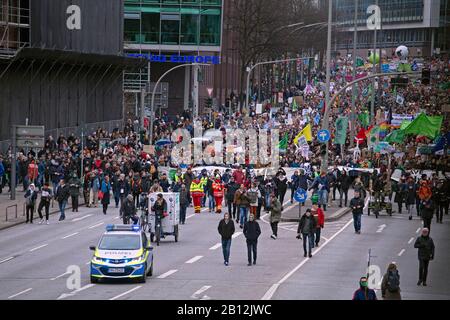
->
[149,63,210,144]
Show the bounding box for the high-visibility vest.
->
[200,177,208,188]
[190,181,203,194]
[212,182,223,197]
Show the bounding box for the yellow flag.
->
[294,124,312,144]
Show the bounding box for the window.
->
[181,14,199,44]
[161,13,180,44]
[142,13,160,43]
[124,12,141,43]
[200,12,220,45]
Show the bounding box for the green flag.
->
[358,111,370,128]
[334,117,348,145]
[384,129,405,144]
[278,133,289,150]
[403,113,443,139]
[356,57,364,67]
[400,120,411,130]
[292,98,298,112]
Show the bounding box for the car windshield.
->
[98,234,141,250]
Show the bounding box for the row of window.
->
[125,0,221,5]
[125,12,221,46]
[339,28,431,47]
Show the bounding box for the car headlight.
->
[130,255,145,263]
[92,256,103,263]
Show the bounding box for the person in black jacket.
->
[420,198,434,233]
[121,194,138,224]
[117,174,130,215]
[243,214,261,266]
[24,184,38,223]
[225,177,239,219]
[55,179,70,221]
[218,213,235,266]
[38,182,53,224]
[297,209,317,258]
[414,228,435,286]
[350,191,364,234]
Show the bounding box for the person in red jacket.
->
[232,166,245,185]
[27,158,38,185]
[212,177,224,214]
[311,203,325,247]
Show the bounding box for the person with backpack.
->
[37,182,53,224]
[269,193,282,239]
[24,183,38,224]
[225,177,239,219]
[247,183,261,217]
[381,263,401,300]
[311,203,325,247]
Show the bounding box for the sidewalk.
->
[0,188,84,231]
[281,198,351,222]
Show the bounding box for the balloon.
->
[395,45,409,60]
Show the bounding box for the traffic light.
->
[204,97,212,108]
[421,68,430,85]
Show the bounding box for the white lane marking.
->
[261,218,354,300]
[364,197,370,209]
[321,236,329,241]
[72,214,93,222]
[51,272,70,281]
[57,284,96,300]
[109,286,142,301]
[376,224,387,233]
[114,217,120,220]
[185,256,204,264]
[408,237,415,244]
[0,257,14,264]
[62,232,79,239]
[8,288,32,299]
[232,232,242,239]
[191,285,211,299]
[398,249,406,256]
[416,227,421,233]
[88,222,104,229]
[186,214,195,220]
[157,269,178,279]
[209,243,222,250]
[29,244,48,252]
[200,295,211,300]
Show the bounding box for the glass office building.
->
[334,0,447,56]
[124,0,222,49]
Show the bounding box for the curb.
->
[0,200,85,232]
[280,206,351,222]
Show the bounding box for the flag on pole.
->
[334,117,348,145]
[314,113,321,125]
[368,126,380,148]
[292,98,298,112]
[358,111,370,128]
[294,124,312,144]
[396,95,404,105]
[278,133,289,150]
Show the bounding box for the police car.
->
[89,225,154,283]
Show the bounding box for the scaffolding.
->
[0,0,30,59]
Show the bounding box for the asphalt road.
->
[1,197,449,300]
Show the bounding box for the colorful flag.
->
[368,126,380,148]
[334,117,348,145]
[379,122,389,139]
[294,124,312,144]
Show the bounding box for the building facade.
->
[123,0,240,118]
[335,0,450,58]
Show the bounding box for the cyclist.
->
[151,193,168,238]
[121,194,138,225]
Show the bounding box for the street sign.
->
[294,188,308,203]
[16,138,45,148]
[15,126,44,137]
[317,129,330,143]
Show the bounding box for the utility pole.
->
[193,64,199,119]
[350,0,358,148]
[370,0,379,123]
[321,0,333,173]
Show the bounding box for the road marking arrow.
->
[376,224,386,233]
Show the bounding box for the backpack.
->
[387,270,400,293]
[418,183,432,200]
[247,190,258,204]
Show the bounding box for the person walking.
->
[121,194,138,224]
[350,191,364,234]
[421,198,434,232]
[24,183,38,224]
[311,203,325,247]
[218,213,235,266]
[225,177,239,219]
[405,176,417,220]
[37,182,53,224]
[235,185,249,228]
[297,209,316,258]
[179,184,189,224]
[55,179,70,221]
[68,173,81,212]
[434,179,446,224]
[89,171,100,208]
[414,228,435,286]
[269,193,282,239]
[212,177,224,213]
[290,170,300,204]
[243,214,261,266]
[247,182,260,217]
[352,276,377,300]
[381,263,402,300]
[100,175,111,215]
[117,173,130,213]
[394,178,407,214]
[190,176,204,214]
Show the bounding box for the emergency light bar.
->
[106,225,140,232]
